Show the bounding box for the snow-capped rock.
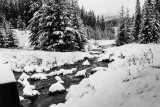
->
[22,79,30,87]
[19,96,24,101]
[19,73,30,81]
[23,85,39,96]
[13,68,23,72]
[56,69,64,75]
[55,76,62,81]
[55,76,64,83]
[24,65,36,73]
[41,66,51,72]
[75,70,87,77]
[49,83,65,93]
[32,90,40,96]
[63,68,77,75]
[31,73,47,80]
[24,65,42,73]
[47,71,57,76]
[82,60,90,66]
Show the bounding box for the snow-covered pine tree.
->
[28,0,87,51]
[66,0,87,51]
[124,9,134,43]
[140,0,160,43]
[0,31,5,48]
[4,21,18,48]
[17,15,26,30]
[116,6,126,46]
[4,29,18,48]
[151,0,160,43]
[133,0,141,42]
[100,15,105,31]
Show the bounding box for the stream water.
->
[15,56,109,107]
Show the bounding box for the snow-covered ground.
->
[89,39,115,46]
[50,44,160,107]
[2,29,160,107]
[0,49,93,73]
[86,39,115,51]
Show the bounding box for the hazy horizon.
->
[78,0,145,17]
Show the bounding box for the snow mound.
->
[92,67,108,72]
[75,69,86,77]
[24,65,42,73]
[31,73,47,80]
[82,60,90,66]
[55,76,62,81]
[62,68,77,75]
[47,71,57,76]
[50,44,160,107]
[49,83,65,93]
[0,49,93,73]
[99,44,160,68]
[87,40,115,51]
[47,68,77,76]
[19,79,30,87]
[56,69,64,75]
[19,96,24,101]
[23,85,40,96]
[19,73,30,81]
[55,76,64,84]
[0,62,16,84]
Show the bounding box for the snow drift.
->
[50,44,160,107]
[0,49,93,73]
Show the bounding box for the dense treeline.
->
[0,0,116,51]
[116,0,160,46]
[28,0,88,51]
[0,0,41,48]
[0,0,41,28]
[80,7,116,40]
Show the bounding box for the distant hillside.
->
[105,16,119,21]
[105,16,119,27]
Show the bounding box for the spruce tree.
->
[133,0,141,42]
[0,31,5,48]
[100,15,105,31]
[4,21,18,48]
[140,0,160,43]
[116,5,126,46]
[17,15,26,30]
[125,9,134,43]
[28,0,87,51]
[116,6,133,46]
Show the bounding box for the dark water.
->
[15,57,109,107]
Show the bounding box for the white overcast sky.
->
[78,0,145,16]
